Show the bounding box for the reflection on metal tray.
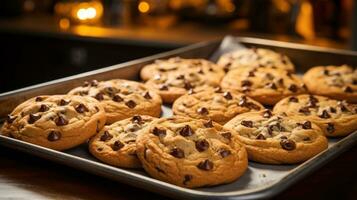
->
[0,36,356,200]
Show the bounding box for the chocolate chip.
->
[203,120,214,128]
[143,91,152,99]
[319,110,331,119]
[300,121,312,129]
[242,86,251,93]
[223,63,231,72]
[241,80,252,87]
[38,104,49,112]
[288,84,298,92]
[112,140,124,151]
[266,82,277,89]
[214,86,223,93]
[289,96,298,103]
[223,91,233,100]
[197,107,209,115]
[262,109,272,118]
[28,114,41,124]
[90,80,98,87]
[100,131,113,141]
[153,127,166,137]
[197,160,214,171]
[323,69,329,75]
[176,74,185,80]
[125,100,137,108]
[6,115,17,123]
[221,132,232,140]
[326,123,335,134]
[301,83,308,90]
[95,92,104,101]
[256,134,266,140]
[278,78,284,85]
[55,116,68,126]
[338,101,349,112]
[180,125,194,137]
[75,103,89,113]
[159,84,169,91]
[187,89,195,95]
[280,139,296,151]
[47,131,61,141]
[35,97,43,102]
[299,107,310,115]
[286,71,292,77]
[184,81,194,90]
[113,94,123,102]
[309,95,319,104]
[344,86,353,93]
[59,99,70,106]
[131,115,142,124]
[329,107,336,113]
[219,149,231,158]
[183,175,192,185]
[170,148,185,158]
[241,120,253,128]
[248,71,255,77]
[265,73,274,80]
[238,96,248,106]
[198,69,204,74]
[195,139,209,152]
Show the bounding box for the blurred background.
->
[0,0,356,92]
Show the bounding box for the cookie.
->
[68,79,162,124]
[273,94,357,137]
[217,48,295,72]
[303,65,357,103]
[172,89,264,124]
[221,67,307,105]
[89,115,156,168]
[140,57,224,81]
[136,116,248,188]
[145,69,223,103]
[1,95,106,151]
[224,110,328,164]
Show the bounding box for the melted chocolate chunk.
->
[301,121,312,129]
[214,86,222,93]
[319,110,331,119]
[95,92,104,101]
[59,99,70,106]
[338,101,348,112]
[125,100,137,108]
[219,149,231,158]
[35,97,43,102]
[299,107,310,115]
[242,86,251,93]
[278,78,284,85]
[170,148,185,158]
[159,84,169,91]
[143,91,152,99]
[323,69,329,75]
[198,69,204,74]
[112,140,124,151]
[223,91,233,100]
[90,80,99,87]
[241,80,252,87]
[288,84,298,92]
[180,125,194,137]
[280,139,296,151]
[262,110,272,118]
[248,71,255,77]
[75,103,89,113]
[344,86,353,93]
[131,115,142,124]
[38,104,49,112]
[197,160,214,171]
[55,116,68,126]
[256,134,266,140]
[113,94,123,102]
[153,127,166,137]
[176,74,185,80]
[28,114,41,124]
[197,107,209,115]
[203,120,214,128]
[326,123,335,134]
[47,131,61,141]
[266,82,277,89]
[195,139,209,152]
[265,73,274,80]
[241,120,253,128]
[6,115,17,123]
[184,81,194,90]
[289,96,298,103]
[238,96,248,106]
[329,107,336,113]
[183,175,192,185]
[100,131,113,141]
[221,132,232,140]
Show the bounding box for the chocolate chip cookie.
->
[217,48,295,72]
[221,67,307,105]
[89,115,156,168]
[145,69,223,103]
[224,110,328,164]
[68,79,162,124]
[136,116,248,188]
[140,57,224,81]
[1,95,106,151]
[303,65,357,103]
[172,89,264,124]
[273,94,357,137]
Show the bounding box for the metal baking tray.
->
[0,36,356,200]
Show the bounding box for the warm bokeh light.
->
[77,7,97,20]
[138,1,150,13]
[55,1,103,23]
[59,18,70,29]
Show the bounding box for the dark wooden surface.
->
[0,145,356,200]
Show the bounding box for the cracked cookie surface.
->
[303,65,357,103]
[273,94,357,137]
[68,79,162,124]
[136,116,248,188]
[172,89,264,124]
[89,115,156,168]
[1,95,106,151]
[224,110,328,164]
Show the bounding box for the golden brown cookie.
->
[89,115,156,168]
[273,94,357,137]
[224,110,328,164]
[140,57,224,81]
[136,116,248,188]
[303,65,357,103]
[217,48,295,72]
[221,67,307,105]
[145,69,223,103]
[68,79,162,124]
[1,95,106,151]
[172,89,264,124]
